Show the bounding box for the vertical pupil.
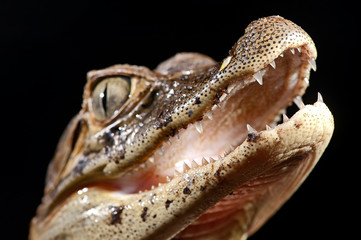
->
[102,83,108,114]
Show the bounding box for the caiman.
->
[30,16,334,240]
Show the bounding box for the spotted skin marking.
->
[109,206,124,225]
[247,133,261,142]
[165,200,173,210]
[141,207,149,222]
[183,187,191,195]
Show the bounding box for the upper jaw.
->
[218,15,316,80]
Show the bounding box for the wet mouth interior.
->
[107,45,315,194]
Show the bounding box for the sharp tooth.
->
[240,233,248,240]
[194,121,203,134]
[247,124,257,133]
[174,169,181,176]
[166,176,171,182]
[183,162,191,171]
[269,60,276,69]
[149,156,155,163]
[151,185,155,190]
[280,53,284,57]
[290,48,295,54]
[297,47,302,52]
[191,160,199,168]
[212,104,218,111]
[209,157,216,163]
[266,125,272,130]
[293,96,305,109]
[158,145,164,155]
[219,93,227,102]
[167,138,172,145]
[202,157,209,165]
[270,122,277,128]
[229,144,235,151]
[227,83,236,93]
[205,111,213,120]
[317,92,324,103]
[308,58,317,71]
[283,113,289,122]
[303,77,310,86]
[253,71,263,85]
[176,132,180,140]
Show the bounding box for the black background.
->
[1,1,356,239]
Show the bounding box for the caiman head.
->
[30,16,334,239]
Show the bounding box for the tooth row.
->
[247,92,324,133]
[161,92,322,179]
[163,92,325,183]
[173,121,267,176]
[182,92,323,171]
[251,47,317,86]
[174,155,224,176]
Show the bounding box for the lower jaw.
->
[175,152,311,239]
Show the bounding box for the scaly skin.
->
[30,16,334,239]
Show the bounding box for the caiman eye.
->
[91,77,130,121]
